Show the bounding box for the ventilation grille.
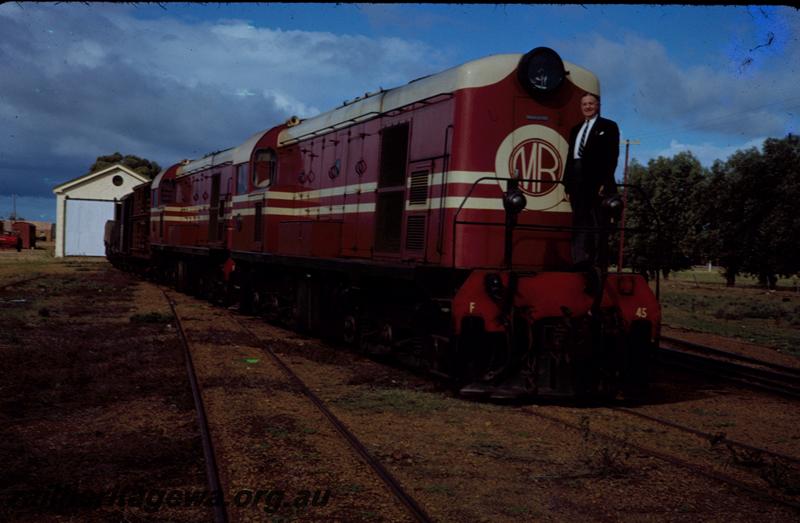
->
[408,170,429,206]
[160,180,175,205]
[405,215,426,251]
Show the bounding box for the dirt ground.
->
[0,258,211,522]
[242,319,800,522]
[2,251,800,522]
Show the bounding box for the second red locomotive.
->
[108,47,661,399]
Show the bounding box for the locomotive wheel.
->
[342,315,358,346]
[175,260,189,293]
[239,286,262,315]
[251,289,264,313]
[191,265,210,299]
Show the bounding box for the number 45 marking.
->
[635,307,648,318]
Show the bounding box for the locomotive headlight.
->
[503,189,527,215]
[517,47,566,97]
[618,275,635,295]
[601,195,624,221]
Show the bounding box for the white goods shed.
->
[52,164,150,257]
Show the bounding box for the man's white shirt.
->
[574,115,598,159]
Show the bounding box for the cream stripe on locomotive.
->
[223,170,547,208]
[156,195,565,222]
[152,168,568,221]
[158,203,378,222]
[231,182,379,204]
[226,171,492,207]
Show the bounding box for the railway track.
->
[164,292,228,523]
[612,407,800,468]
[658,335,800,399]
[232,315,434,523]
[164,290,433,523]
[519,406,800,513]
[0,274,45,292]
[163,280,800,520]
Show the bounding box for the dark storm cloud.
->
[0,4,445,199]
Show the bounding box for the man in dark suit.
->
[563,92,619,275]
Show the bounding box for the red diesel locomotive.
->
[107,47,661,399]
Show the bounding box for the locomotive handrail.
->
[616,182,664,298]
[450,175,510,268]
[450,176,664,290]
[453,219,652,234]
[436,125,454,255]
[178,160,233,178]
[280,112,380,144]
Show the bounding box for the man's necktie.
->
[578,120,589,158]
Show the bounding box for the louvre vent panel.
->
[405,215,426,251]
[408,170,429,206]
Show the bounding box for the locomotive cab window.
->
[253,149,277,188]
[159,180,175,205]
[236,163,249,194]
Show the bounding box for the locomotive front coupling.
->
[452,270,661,399]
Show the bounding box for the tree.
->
[763,135,800,279]
[88,152,161,179]
[693,134,800,288]
[621,160,658,277]
[700,157,750,286]
[740,135,800,287]
[623,152,707,278]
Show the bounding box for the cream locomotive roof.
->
[154,51,597,185]
[177,130,257,176]
[169,128,269,180]
[278,52,599,146]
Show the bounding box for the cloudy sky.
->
[1,3,798,222]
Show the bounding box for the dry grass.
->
[654,271,800,355]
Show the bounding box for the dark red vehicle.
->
[11,222,35,250]
[0,230,22,251]
[108,47,661,399]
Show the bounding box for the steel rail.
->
[661,335,800,377]
[0,274,46,292]
[519,407,800,513]
[611,407,800,466]
[164,291,229,523]
[233,316,434,523]
[658,346,800,399]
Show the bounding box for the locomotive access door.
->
[374,123,409,255]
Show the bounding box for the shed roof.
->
[52,164,150,194]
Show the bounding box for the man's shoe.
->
[584,266,602,295]
[571,260,590,272]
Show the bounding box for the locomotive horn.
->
[285,115,301,127]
